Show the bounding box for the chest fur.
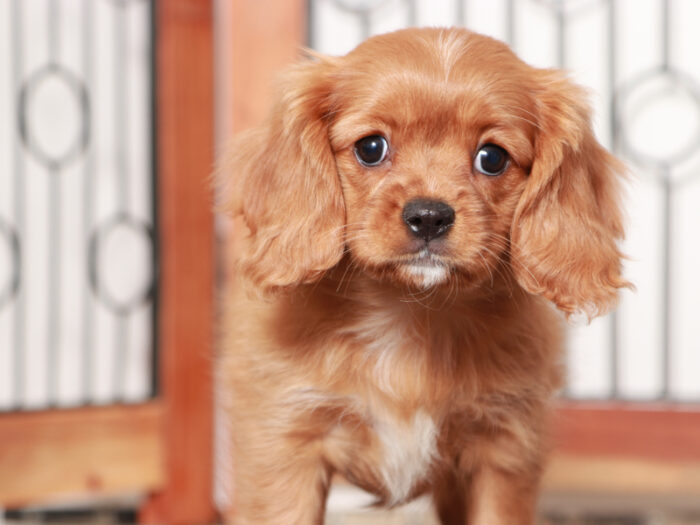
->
[371,409,438,504]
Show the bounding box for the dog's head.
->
[222,28,628,317]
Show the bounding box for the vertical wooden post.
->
[219,0,307,262]
[227,0,308,134]
[140,1,216,523]
[214,0,308,519]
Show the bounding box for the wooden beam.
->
[228,0,307,134]
[139,1,216,524]
[213,2,308,517]
[554,401,700,461]
[0,403,164,508]
[544,454,700,497]
[218,0,308,276]
[544,402,700,498]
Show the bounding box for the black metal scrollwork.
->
[18,64,90,170]
[88,212,155,316]
[0,219,21,310]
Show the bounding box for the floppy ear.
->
[219,55,345,293]
[510,71,630,318]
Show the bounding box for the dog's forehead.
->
[341,28,529,84]
[330,29,537,149]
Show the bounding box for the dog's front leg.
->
[225,440,332,525]
[467,464,540,525]
[432,468,471,525]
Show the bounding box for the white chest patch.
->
[373,410,438,504]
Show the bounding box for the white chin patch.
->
[405,263,448,288]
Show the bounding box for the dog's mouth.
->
[404,248,445,266]
[398,249,450,288]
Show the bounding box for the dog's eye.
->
[474,144,509,176]
[354,135,388,167]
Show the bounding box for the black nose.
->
[402,199,455,242]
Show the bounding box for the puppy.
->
[219,27,627,525]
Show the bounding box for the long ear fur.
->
[219,55,345,293]
[511,71,630,318]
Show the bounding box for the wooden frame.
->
[546,402,700,497]
[139,1,216,523]
[226,0,307,135]
[0,1,216,523]
[0,403,163,507]
[554,401,700,462]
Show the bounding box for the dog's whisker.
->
[477,232,542,290]
[477,252,495,288]
[335,259,355,293]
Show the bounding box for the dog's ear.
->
[510,71,630,318]
[219,54,345,293]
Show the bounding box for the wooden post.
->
[214,0,308,519]
[139,1,216,523]
[227,0,308,134]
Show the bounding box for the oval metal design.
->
[615,67,700,174]
[534,0,605,15]
[108,0,149,5]
[0,219,21,310]
[88,213,155,315]
[18,63,90,169]
[330,0,392,14]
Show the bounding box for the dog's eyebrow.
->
[329,117,397,150]
[477,125,534,169]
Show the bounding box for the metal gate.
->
[308,0,700,403]
[0,0,157,412]
[0,2,216,520]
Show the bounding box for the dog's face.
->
[224,28,628,317]
[329,31,537,290]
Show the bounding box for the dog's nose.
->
[402,199,455,242]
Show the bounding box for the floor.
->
[4,486,700,524]
[324,485,700,525]
[4,509,700,525]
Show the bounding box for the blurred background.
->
[1,0,699,524]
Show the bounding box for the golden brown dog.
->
[219,27,627,525]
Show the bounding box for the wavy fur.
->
[218,28,628,525]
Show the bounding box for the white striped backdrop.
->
[309,0,700,401]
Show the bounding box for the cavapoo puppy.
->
[219,27,627,525]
